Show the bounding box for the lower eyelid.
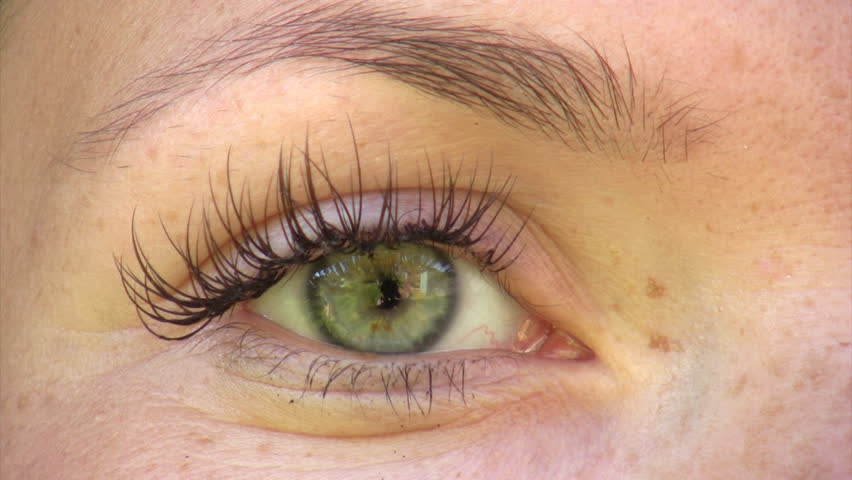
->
[187,308,606,437]
[213,304,524,393]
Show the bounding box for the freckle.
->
[610,249,622,266]
[730,374,749,397]
[162,210,179,225]
[729,43,747,71]
[760,402,784,419]
[16,394,30,411]
[196,437,214,445]
[257,443,272,455]
[793,379,805,391]
[679,412,691,433]
[750,202,759,214]
[705,223,715,233]
[803,298,814,308]
[769,360,784,378]
[645,278,666,298]
[809,368,825,385]
[649,334,682,352]
[603,196,614,206]
[807,44,826,60]
[828,83,848,100]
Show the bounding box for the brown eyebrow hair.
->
[71,0,719,165]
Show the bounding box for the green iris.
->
[306,244,457,354]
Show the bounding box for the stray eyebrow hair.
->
[73,0,719,164]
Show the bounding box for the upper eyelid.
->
[116,140,528,342]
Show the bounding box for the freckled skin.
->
[1,1,850,479]
[645,278,667,298]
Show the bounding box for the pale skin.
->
[1,0,850,478]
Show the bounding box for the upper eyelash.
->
[115,132,528,342]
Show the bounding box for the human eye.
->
[117,137,595,436]
[254,242,524,354]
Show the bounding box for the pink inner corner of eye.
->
[512,317,594,360]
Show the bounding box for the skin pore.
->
[1,0,850,478]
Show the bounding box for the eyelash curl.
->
[115,132,527,343]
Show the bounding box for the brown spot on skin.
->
[828,83,848,100]
[750,202,759,214]
[808,367,825,387]
[729,43,748,72]
[679,411,691,433]
[609,248,622,267]
[768,360,785,378]
[645,278,666,298]
[649,334,683,353]
[759,402,785,420]
[160,210,177,224]
[15,394,30,411]
[730,374,749,397]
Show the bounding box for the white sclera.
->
[249,253,525,353]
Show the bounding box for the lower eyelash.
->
[195,317,522,415]
[115,131,526,343]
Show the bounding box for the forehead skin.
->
[1,0,850,478]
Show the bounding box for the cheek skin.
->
[4,344,622,479]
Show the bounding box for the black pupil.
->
[377,278,402,310]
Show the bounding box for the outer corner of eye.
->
[247,241,593,361]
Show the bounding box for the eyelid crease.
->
[115,131,530,343]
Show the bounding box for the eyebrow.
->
[72,1,715,164]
